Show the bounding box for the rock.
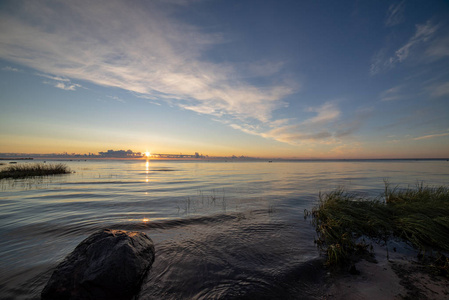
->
[41,229,155,300]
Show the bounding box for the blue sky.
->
[0,0,448,158]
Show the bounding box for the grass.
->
[0,163,71,179]
[308,182,449,275]
[177,189,228,214]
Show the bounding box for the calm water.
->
[0,159,448,299]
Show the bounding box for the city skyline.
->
[1,0,449,159]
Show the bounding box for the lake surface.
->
[0,159,448,299]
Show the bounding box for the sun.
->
[145,151,151,157]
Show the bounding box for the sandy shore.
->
[323,245,449,299]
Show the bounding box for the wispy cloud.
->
[426,32,449,59]
[370,48,389,75]
[269,118,292,128]
[413,132,449,140]
[264,128,333,143]
[2,66,20,72]
[334,110,370,138]
[303,102,340,125]
[385,1,405,27]
[394,21,439,63]
[371,20,440,74]
[0,0,294,132]
[380,85,405,101]
[430,81,449,97]
[229,123,261,136]
[36,73,70,82]
[39,72,82,91]
[221,102,349,145]
[107,96,126,103]
[54,82,80,91]
[259,102,367,145]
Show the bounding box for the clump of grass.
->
[386,183,449,255]
[0,163,71,179]
[309,183,449,276]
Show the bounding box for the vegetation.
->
[308,182,449,276]
[0,163,71,179]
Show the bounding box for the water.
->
[0,159,448,299]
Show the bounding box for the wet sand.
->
[323,245,449,299]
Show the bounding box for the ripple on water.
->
[1,160,448,299]
[138,210,321,299]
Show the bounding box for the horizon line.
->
[1,153,448,162]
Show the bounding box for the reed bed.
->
[0,163,71,179]
[309,183,449,275]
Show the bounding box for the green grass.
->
[308,183,449,275]
[0,163,71,179]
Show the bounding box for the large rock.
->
[41,229,155,300]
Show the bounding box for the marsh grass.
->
[177,189,228,214]
[0,163,71,179]
[309,183,449,275]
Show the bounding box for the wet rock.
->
[41,229,155,300]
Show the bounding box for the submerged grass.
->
[0,163,71,179]
[309,183,449,275]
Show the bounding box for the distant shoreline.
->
[0,157,33,160]
[0,157,448,162]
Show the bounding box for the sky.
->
[0,0,448,159]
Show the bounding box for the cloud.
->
[229,124,261,136]
[107,95,126,103]
[261,102,366,145]
[217,102,345,144]
[2,66,20,72]
[0,0,294,128]
[413,132,449,140]
[371,20,440,74]
[393,21,439,63]
[39,72,82,91]
[269,118,292,128]
[426,32,449,59]
[385,1,405,27]
[430,81,449,97]
[36,73,70,82]
[54,82,77,91]
[334,116,366,138]
[370,48,389,75]
[264,128,333,143]
[380,85,405,101]
[303,102,340,125]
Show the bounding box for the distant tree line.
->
[98,149,142,158]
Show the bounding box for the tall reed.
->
[309,183,449,275]
[0,163,71,179]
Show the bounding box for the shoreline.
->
[324,244,449,299]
